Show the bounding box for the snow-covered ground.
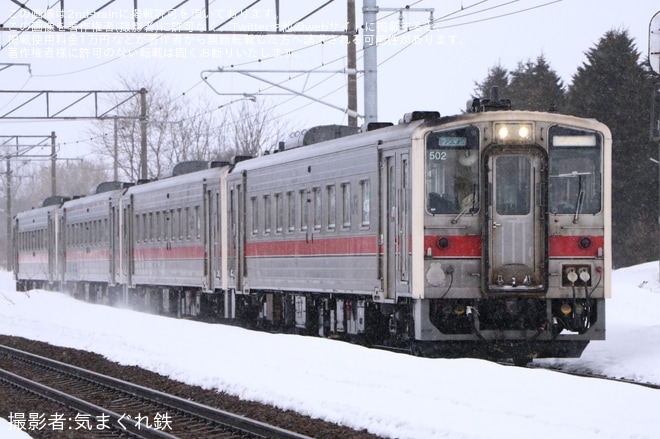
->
[1,262,660,439]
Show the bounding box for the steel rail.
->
[0,344,313,439]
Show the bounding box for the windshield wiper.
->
[452,183,478,224]
[573,175,585,224]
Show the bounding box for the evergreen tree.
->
[567,29,659,267]
[473,63,510,101]
[509,55,565,112]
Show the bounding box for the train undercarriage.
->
[16,277,602,365]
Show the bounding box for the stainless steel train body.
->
[13,108,611,362]
[13,196,67,290]
[121,162,227,315]
[60,186,121,289]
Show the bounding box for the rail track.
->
[524,362,660,390]
[496,359,660,390]
[0,344,313,439]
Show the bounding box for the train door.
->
[211,188,222,291]
[202,185,213,291]
[229,173,246,293]
[110,203,117,285]
[485,146,547,292]
[122,196,134,287]
[59,210,66,281]
[380,150,411,300]
[47,211,56,283]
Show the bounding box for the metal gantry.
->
[0,0,349,35]
[0,133,57,267]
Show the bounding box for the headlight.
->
[495,123,534,144]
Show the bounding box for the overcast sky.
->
[0,0,657,162]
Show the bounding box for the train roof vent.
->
[285,125,359,149]
[40,195,71,207]
[401,111,440,124]
[231,155,252,165]
[95,181,134,194]
[364,122,394,131]
[210,160,230,168]
[167,160,213,177]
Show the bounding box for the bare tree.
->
[223,99,290,159]
[90,72,225,180]
[13,160,111,211]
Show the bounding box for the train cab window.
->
[548,126,602,215]
[425,126,479,215]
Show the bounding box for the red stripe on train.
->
[245,236,379,257]
[423,235,482,257]
[549,235,604,257]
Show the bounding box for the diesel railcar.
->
[13,196,69,291]
[13,99,611,363]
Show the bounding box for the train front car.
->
[413,110,611,363]
[13,196,68,292]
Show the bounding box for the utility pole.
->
[347,0,358,128]
[50,131,56,195]
[649,10,660,274]
[0,134,56,269]
[363,0,378,125]
[5,157,11,269]
[114,117,119,182]
[139,88,148,181]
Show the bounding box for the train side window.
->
[275,193,283,234]
[194,206,200,240]
[313,187,322,231]
[169,210,174,241]
[251,196,258,235]
[152,212,158,241]
[327,184,336,231]
[153,211,159,241]
[287,191,295,233]
[176,208,183,240]
[143,214,148,242]
[104,218,109,244]
[360,179,371,228]
[341,182,351,229]
[184,207,191,240]
[300,189,308,232]
[263,195,271,235]
[162,211,167,241]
